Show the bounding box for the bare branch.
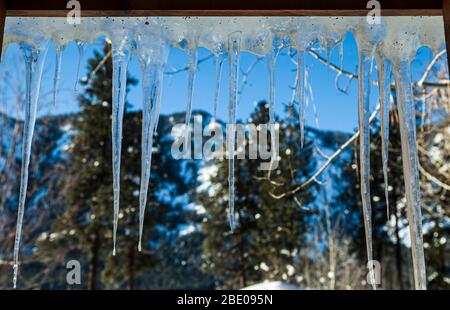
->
[238,56,264,102]
[269,103,381,199]
[419,164,450,191]
[417,49,447,87]
[164,54,215,75]
[86,50,112,84]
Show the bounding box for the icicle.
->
[297,50,306,149]
[52,45,62,107]
[137,62,165,252]
[266,52,278,127]
[311,90,320,128]
[134,34,170,252]
[357,48,376,290]
[393,59,427,290]
[185,48,198,126]
[376,53,392,220]
[265,46,280,176]
[213,54,225,121]
[13,41,50,288]
[153,89,161,135]
[73,41,86,94]
[227,32,241,230]
[339,41,344,71]
[266,54,275,160]
[111,44,131,256]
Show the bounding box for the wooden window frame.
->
[1,0,450,70]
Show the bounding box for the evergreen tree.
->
[199,103,267,289]
[137,231,216,289]
[199,101,317,288]
[253,102,317,284]
[38,42,189,289]
[418,118,450,290]
[331,109,429,289]
[0,114,70,289]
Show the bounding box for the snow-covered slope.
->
[242,281,301,290]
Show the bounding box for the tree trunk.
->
[237,203,247,289]
[394,205,404,289]
[88,230,100,290]
[239,235,247,289]
[127,245,135,290]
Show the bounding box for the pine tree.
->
[37,42,189,289]
[252,102,317,284]
[331,109,420,289]
[199,101,318,288]
[418,117,450,290]
[199,103,269,289]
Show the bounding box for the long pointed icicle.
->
[227,32,241,230]
[111,46,131,256]
[297,49,306,149]
[153,86,162,135]
[266,48,280,176]
[266,52,278,128]
[339,41,344,71]
[13,41,50,288]
[185,48,198,126]
[74,41,86,94]
[52,45,62,107]
[393,59,427,290]
[358,48,376,290]
[213,54,225,120]
[138,63,164,251]
[376,53,392,220]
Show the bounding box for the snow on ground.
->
[241,281,301,290]
[196,164,220,197]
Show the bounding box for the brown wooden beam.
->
[0,1,447,57]
[0,0,5,57]
[4,9,444,17]
[443,0,450,74]
[3,0,445,16]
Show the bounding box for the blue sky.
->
[0,32,438,134]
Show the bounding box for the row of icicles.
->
[10,31,426,289]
